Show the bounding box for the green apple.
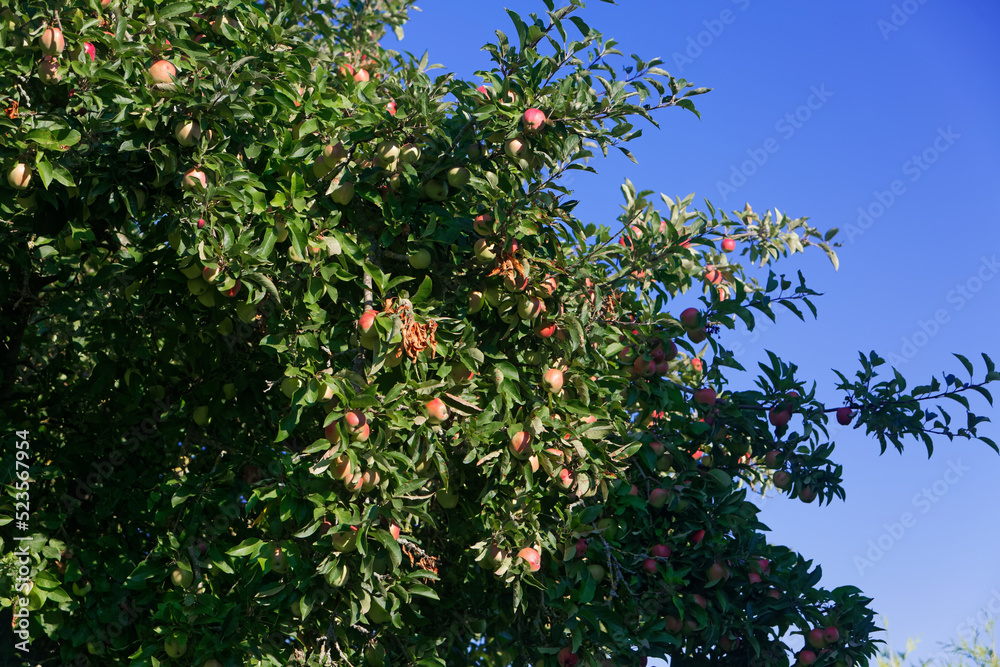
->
[447,166,470,187]
[164,634,187,658]
[192,406,210,426]
[223,383,237,399]
[170,567,193,588]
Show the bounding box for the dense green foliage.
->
[1,1,996,665]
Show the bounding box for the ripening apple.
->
[269,547,289,573]
[522,107,547,132]
[164,634,187,658]
[447,166,471,187]
[385,99,397,115]
[387,520,400,541]
[516,546,541,572]
[517,295,544,320]
[148,59,176,83]
[836,406,854,425]
[7,163,31,190]
[587,563,605,583]
[468,291,485,313]
[509,431,532,459]
[375,140,400,167]
[203,660,223,667]
[419,179,447,202]
[221,279,242,298]
[358,310,378,337]
[39,26,65,55]
[534,321,556,338]
[408,248,431,269]
[504,136,527,159]
[330,454,351,481]
[807,628,826,650]
[472,213,493,235]
[664,616,683,635]
[687,328,707,344]
[642,558,658,574]
[473,238,496,263]
[354,68,369,83]
[174,120,201,146]
[573,538,589,558]
[772,471,792,490]
[690,529,705,544]
[633,356,656,379]
[799,486,817,503]
[424,398,449,424]
[721,237,736,252]
[557,647,579,667]
[823,626,840,644]
[182,168,208,190]
[554,467,574,491]
[680,307,701,330]
[542,368,563,394]
[693,387,717,407]
[704,265,723,285]
[647,487,668,508]
[706,561,730,582]
[38,56,61,84]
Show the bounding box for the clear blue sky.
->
[387,1,1000,663]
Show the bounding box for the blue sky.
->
[387,1,1000,663]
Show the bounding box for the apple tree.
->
[1,0,996,666]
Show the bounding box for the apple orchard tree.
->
[1,1,997,666]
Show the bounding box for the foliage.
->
[0,0,996,665]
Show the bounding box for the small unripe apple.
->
[192,406,210,426]
[148,59,176,83]
[408,248,431,269]
[6,163,31,190]
[836,406,854,425]
[522,107,547,132]
[424,398,449,424]
[447,166,470,187]
[436,488,459,508]
[423,179,449,201]
[164,634,187,658]
[174,120,201,146]
[509,431,532,459]
[40,27,65,55]
[516,546,541,572]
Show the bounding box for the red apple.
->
[664,615,683,634]
[556,646,579,667]
[763,450,781,468]
[799,486,817,503]
[148,59,176,83]
[707,561,730,582]
[687,328,707,343]
[823,627,840,644]
[690,529,705,544]
[182,168,207,190]
[388,521,400,541]
[357,310,378,337]
[797,649,817,666]
[522,107,547,131]
[509,431,532,459]
[642,558,658,574]
[424,398,449,424]
[757,558,770,574]
[773,471,792,490]
[517,547,541,572]
[693,387,717,407]
[504,136,527,159]
[807,628,826,650]
[633,356,656,379]
[836,407,854,425]
[574,538,588,558]
[748,572,762,584]
[769,407,791,428]
[651,544,671,558]
[542,368,563,394]
[721,237,736,252]
[534,321,556,338]
[680,307,701,330]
